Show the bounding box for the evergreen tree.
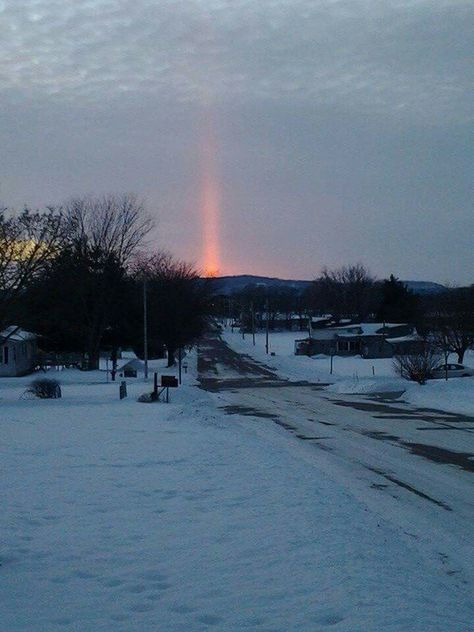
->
[377,275,420,323]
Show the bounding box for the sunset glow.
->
[200,120,221,277]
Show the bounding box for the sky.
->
[0,0,472,283]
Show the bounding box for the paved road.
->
[198,333,474,586]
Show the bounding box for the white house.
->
[0,326,38,377]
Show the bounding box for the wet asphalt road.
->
[197,333,474,580]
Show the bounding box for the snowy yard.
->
[223,328,474,417]
[1,349,473,630]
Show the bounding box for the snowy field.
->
[222,328,474,416]
[1,350,473,630]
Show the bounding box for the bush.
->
[393,349,440,385]
[27,378,62,399]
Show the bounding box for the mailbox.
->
[161,375,178,388]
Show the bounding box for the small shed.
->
[99,356,145,378]
[119,358,145,378]
[0,326,38,377]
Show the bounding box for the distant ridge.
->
[402,280,447,294]
[210,274,311,294]
[210,274,447,295]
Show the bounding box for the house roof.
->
[336,323,414,339]
[298,322,414,342]
[120,358,145,371]
[0,325,37,342]
[359,322,409,335]
[99,357,145,372]
[386,334,423,344]
[336,332,373,339]
[338,322,411,332]
[311,315,333,323]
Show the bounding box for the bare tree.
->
[65,193,153,266]
[0,208,65,329]
[393,348,440,385]
[132,252,214,366]
[21,194,153,370]
[309,263,375,321]
[430,287,474,364]
[59,195,152,369]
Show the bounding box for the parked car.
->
[429,363,474,379]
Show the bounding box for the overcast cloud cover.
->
[0,0,473,282]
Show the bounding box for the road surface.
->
[198,333,474,588]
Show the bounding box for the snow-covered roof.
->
[331,326,362,334]
[359,323,409,335]
[0,326,37,342]
[120,358,145,370]
[386,334,423,344]
[311,315,333,323]
[99,357,145,372]
[307,326,360,340]
[258,312,333,323]
[261,312,307,321]
[296,322,414,342]
[121,350,138,360]
[325,323,413,339]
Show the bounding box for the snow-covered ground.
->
[222,328,474,416]
[2,349,473,630]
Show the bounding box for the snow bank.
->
[328,370,474,417]
[401,378,474,416]
[326,377,405,395]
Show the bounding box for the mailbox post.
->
[329,347,336,375]
[119,381,127,400]
[161,375,178,402]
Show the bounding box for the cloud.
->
[0,1,472,283]
[0,0,472,122]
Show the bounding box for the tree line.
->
[0,194,214,369]
[215,264,474,364]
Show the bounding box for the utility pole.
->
[143,277,149,380]
[442,334,449,381]
[265,299,269,354]
[178,347,182,384]
[251,302,255,346]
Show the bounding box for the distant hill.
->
[210,275,311,295]
[402,281,447,294]
[210,274,447,296]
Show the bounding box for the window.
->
[3,345,9,364]
[337,340,359,352]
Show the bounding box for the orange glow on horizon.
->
[200,117,221,277]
